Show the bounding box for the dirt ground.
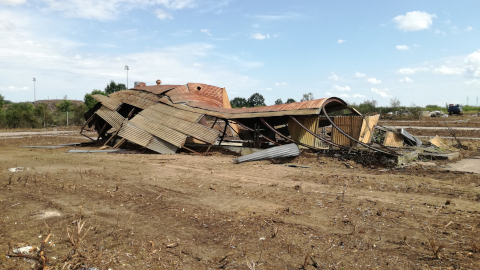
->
[1,129,480,269]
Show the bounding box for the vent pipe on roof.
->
[134,82,146,87]
[156,79,162,85]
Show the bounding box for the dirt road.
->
[1,134,479,269]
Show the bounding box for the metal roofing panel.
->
[147,136,178,154]
[331,116,363,147]
[148,103,203,123]
[131,85,181,94]
[233,143,300,163]
[92,94,122,111]
[95,105,125,130]
[118,123,178,153]
[109,90,159,109]
[288,116,319,148]
[128,115,187,148]
[139,108,219,144]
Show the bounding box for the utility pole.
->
[33,77,36,101]
[124,65,129,89]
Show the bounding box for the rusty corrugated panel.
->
[139,108,219,144]
[233,143,300,163]
[92,94,122,111]
[95,106,125,130]
[383,131,404,148]
[331,116,363,146]
[359,114,380,143]
[287,116,319,148]
[131,85,181,94]
[129,115,187,148]
[148,103,203,123]
[118,123,177,154]
[109,90,159,109]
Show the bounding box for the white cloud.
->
[396,67,429,74]
[465,26,473,31]
[254,12,302,21]
[371,88,391,98]
[0,18,15,31]
[155,9,173,20]
[465,79,480,86]
[332,85,350,91]
[433,65,463,75]
[337,39,345,44]
[0,0,25,5]
[392,11,436,31]
[435,29,446,36]
[367,78,382,84]
[251,33,269,40]
[0,86,29,91]
[400,77,413,83]
[274,82,289,87]
[465,50,480,77]
[41,0,195,20]
[265,87,272,91]
[338,93,350,98]
[354,71,366,78]
[200,29,212,36]
[352,94,366,98]
[396,45,410,51]
[192,63,203,67]
[328,72,341,81]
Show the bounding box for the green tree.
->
[84,89,107,109]
[286,98,296,103]
[0,93,4,109]
[274,99,283,105]
[230,97,249,108]
[5,103,39,128]
[72,103,88,125]
[105,80,127,94]
[34,103,52,127]
[56,96,73,126]
[300,92,314,102]
[247,93,266,107]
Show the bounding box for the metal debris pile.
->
[80,81,459,162]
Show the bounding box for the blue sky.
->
[1,0,479,106]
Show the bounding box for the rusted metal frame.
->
[81,133,96,141]
[126,107,136,119]
[80,114,95,136]
[218,119,229,146]
[321,107,399,156]
[210,118,218,128]
[97,122,109,142]
[102,107,133,147]
[113,138,126,149]
[226,121,241,138]
[234,120,281,146]
[288,116,355,152]
[182,145,203,155]
[260,118,325,151]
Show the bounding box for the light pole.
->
[33,77,36,101]
[124,65,129,89]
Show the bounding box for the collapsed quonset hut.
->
[81,81,398,156]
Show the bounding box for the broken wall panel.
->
[383,131,404,148]
[92,95,122,111]
[109,90,159,109]
[148,103,203,123]
[95,106,125,130]
[129,115,187,148]
[139,108,219,144]
[331,116,363,147]
[118,123,177,154]
[287,116,319,148]
[359,114,380,143]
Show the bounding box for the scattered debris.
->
[233,144,300,164]
[66,149,130,153]
[8,167,24,172]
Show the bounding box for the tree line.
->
[0,80,125,129]
[230,92,314,108]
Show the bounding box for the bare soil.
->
[0,130,479,269]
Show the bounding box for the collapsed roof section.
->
[81,83,398,155]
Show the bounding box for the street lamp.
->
[124,65,129,89]
[33,77,36,101]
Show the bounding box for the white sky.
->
[0,0,479,106]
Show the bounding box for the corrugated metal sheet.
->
[118,123,177,154]
[359,114,380,143]
[139,108,219,144]
[95,106,125,130]
[331,116,364,146]
[92,95,122,111]
[148,103,203,123]
[233,143,300,163]
[109,90,159,109]
[383,131,404,148]
[131,85,181,94]
[287,116,319,148]
[128,115,187,148]
[401,129,422,146]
